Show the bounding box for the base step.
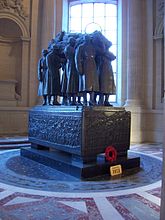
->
[21,147,140,179]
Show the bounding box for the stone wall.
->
[0,0,164,143]
[0,0,55,136]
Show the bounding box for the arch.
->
[0,11,30,106]
[0,11,29,38]
[69,0,117,6]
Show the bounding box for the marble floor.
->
[0,137,163,220]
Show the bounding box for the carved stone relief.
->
[153,0,164,105]
[154,0,164,38]
[0,0,28,20]
[158,0,164,17]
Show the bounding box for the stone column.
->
[29,0,56,106]
[19,37,30,107]
[160,1,165,219]
[41,0,56,49]
[41,0,64,39]
[55,0,63,34]
[124,0,145,143]
[125,0,144,108]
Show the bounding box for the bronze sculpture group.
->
[38,31,116,106]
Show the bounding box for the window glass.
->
[85,22,102,34]
[105,4,117,17]
[94,3,105,17]
[112,60,117,73]
[105,17,117,30]
[82,4,93,17]
[70,18,82,31]
[82,18,93,32]
[105,31,117,44]
[70,4,81,17]
[94,17,105,29]
[110,45,117,56]
[69,1,118,103]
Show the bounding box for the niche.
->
[0,18,22,98]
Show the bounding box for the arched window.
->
[68,0,118,103]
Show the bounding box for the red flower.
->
[105,146,117,162]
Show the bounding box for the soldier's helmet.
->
[68,37,76,45]
[42,49,48,55]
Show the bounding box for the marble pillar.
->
[20,37,30,107]
[55,0,63,34]
[29,0,56,106]
[160,0,165,218]
[41,0,56,49]
[124,0,144,142]
[125,0,144,108]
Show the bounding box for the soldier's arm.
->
[37,58,43,81]
[75,46,83,75]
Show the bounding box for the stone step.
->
[21,147,140,179]
[0,143,31,149]
[0,136,28,144]
[0,136,30,149]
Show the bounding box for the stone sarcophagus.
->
[28,106,130,161]
[21,106,139,178]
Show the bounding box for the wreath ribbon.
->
[105,146,117,162]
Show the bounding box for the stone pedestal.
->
[21,105,140,178]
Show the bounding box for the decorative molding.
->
[0,35,22,43]
[0,0,28,20]
[0,12,29,38]
[29,106,131,159]
[29,112,82,149]
[69,0,117,6]
[153,17,164,39]
[158,0,164,17]
[0,79,17,83]
[21,36,31,42]
[153,0,164,40]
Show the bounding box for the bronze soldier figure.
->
[37,49,49,105]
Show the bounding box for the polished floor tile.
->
[0,140,162,220]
